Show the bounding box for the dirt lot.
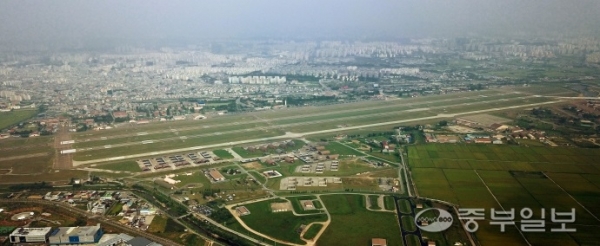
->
[270,201,293,212]
[242,162,263,170]
[459,114,511,126]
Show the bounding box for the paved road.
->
[73,100,562,166]
[54,124,74,169]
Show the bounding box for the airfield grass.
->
[406,234,421,246]
[231,147,264,158]
[0,169,89,184]
[74,122,269,148]
[0,155,53,174]
[367,195,380,210]
[302,223,323,240]
[72,91,506,142]
[257,89,503,120]
[265,92,517,126]
[324,142,365,156]
[318,194,402,246]
[212,149,234,159]
[239,198,328,244]
[171,172,207,188]
[94,161,141,172]
[313,200,323,209]
[74,129,284,161]
[0,136,52,149]
[397,199,412,214]
[408,143,600,246]
[384,196,396,210]
[0,109,38,130]
[69,91,561,163]
[401,215,416,232]
[369,150,401,163]
[285,196,323,215]
[368,168,399,178]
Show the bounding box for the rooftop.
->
[51,223,101,237]
[10,227,52,236]
[209,170,225,180]
[372,238,387,246]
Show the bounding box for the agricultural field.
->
[0,109,38,130]
[408,144,600,246]
[318,194,402,246]
[238,198,328,244]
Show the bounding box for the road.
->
[53,124,74,169]
[73,99,562,166]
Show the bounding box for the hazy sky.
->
[1,0,599,44]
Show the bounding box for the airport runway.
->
[73,94,541,153]
[72,99,562,166]
[74,92,515,143]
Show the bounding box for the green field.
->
[74,129,283,161]
[408,144,600,246]
[286,196,323,214]
[384,196,396,210]
[0,109,38,130]
[231,146,265,158]
[238,199,328,244]
[302,223,323,240]
[324,142,366,156]
[94,161,141,172]
[212,149,234,159]
[401,215,416,232]
[318,194,402,246]
[368,195,380,209]
[397,199,412,214]
[0,155,53,174]
[106,202,124,215]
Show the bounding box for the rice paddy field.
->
[408,144,600,246]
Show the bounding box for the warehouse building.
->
[9,227,52,244]
[48,223,104,245]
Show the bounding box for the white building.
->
[10,227,52,244]
[48,223,104,245]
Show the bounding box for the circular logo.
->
[414,208,453,232]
